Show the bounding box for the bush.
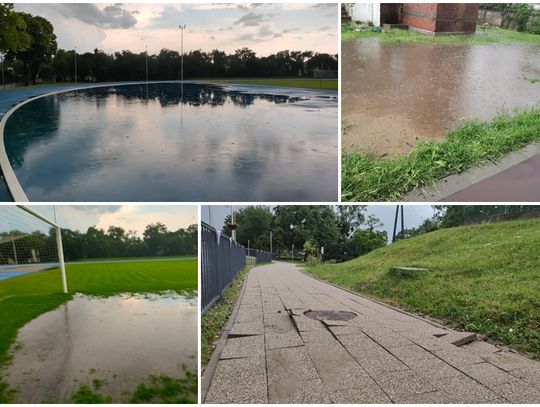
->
[529,20,540,35]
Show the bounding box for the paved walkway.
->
[442,153,540,201]
[404,143,540,202]
[204,262,540,404]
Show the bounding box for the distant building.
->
[344,3,480,35]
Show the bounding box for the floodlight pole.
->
[178,24,186,82]
[56,226,68,293]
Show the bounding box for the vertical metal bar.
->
[12,239,18,264]
[56,226,68,293]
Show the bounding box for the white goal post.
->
[7,205,68,293]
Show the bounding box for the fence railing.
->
[201,222,271,315]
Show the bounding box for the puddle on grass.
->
[2,292,197,403]
[342,39,540,157]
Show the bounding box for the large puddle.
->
[4,82,338,201]
[342,39,540,156]
[2,292,197,403]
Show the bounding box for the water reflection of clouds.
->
[6,83,337,201]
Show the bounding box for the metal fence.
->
[201,222,271,315]
[462,205,540,223]
[246,248,272,264]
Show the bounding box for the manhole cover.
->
[304,310,357,321]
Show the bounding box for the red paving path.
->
[443,153,540,201]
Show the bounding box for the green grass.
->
[1,78,338,92]
[208,78,338,91]
[70,369,197,403]
[0,259,197,402]
[342,23,540,44]
[70,254,195,262]
[304,217,540,357]
[129,370,197,403]
[342,107,540,201]
[201,264,256,370]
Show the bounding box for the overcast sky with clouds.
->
[13,3,338,55]
[202,205,436,244]
[2,205,198,236]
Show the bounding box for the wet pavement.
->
[442,153,540,201]
[342,39,540,157]
[404,143,540,201]
[204,262,540,404]
[2,292,197,403]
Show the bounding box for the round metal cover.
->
[304,310,357,321]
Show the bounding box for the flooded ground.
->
[342,39,540,157]
[3,82,338,201]
[2,292,197,403]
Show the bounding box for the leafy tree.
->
[0,4,31,53]
[9,12,57,84]
[350,227,387,257]
[222,206,272,250]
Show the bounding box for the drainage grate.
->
[304,310,357,321]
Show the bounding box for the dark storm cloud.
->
[233,11,266,26]
[52,4,137,29]
[311,3,337,8]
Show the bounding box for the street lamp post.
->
[74,47,77,84]
[178,24,186,82]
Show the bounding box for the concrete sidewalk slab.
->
[203,262,540,404]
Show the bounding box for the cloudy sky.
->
[0,205,197,236]
[13,3,338,55]
[202,205,435,244]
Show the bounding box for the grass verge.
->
[201,264,256,370]
[342,107,540,201]
[0,259,197,402]
[342,23,540,44]
[304,217,540,358]
[208,78,338,91]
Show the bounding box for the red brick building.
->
[381,3,479,34]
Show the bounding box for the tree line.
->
[221,206,388,263]
[0,4,338,85]
[219,205,540,263]
[0,222,197,264]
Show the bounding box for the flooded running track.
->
[2,293,197,403]
[3,82,338,202]
[342,39,540,157]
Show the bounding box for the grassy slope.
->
[305,218,540,357]
[0,259,197,401]
[342,108,540,201]
[342,24,540,44]
[201,265,255,370]
[208,78,338,91]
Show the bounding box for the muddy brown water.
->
[342,39,540,157]
[2,293,197,403]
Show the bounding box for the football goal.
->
[0,205,67,292]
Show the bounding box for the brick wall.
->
[435,4,479,33]
[401,3,438,32]
[401,3,479,34]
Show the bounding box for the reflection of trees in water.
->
[4,96,61,169]
[75,83,304,108]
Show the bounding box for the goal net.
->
[0,205,67,291]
